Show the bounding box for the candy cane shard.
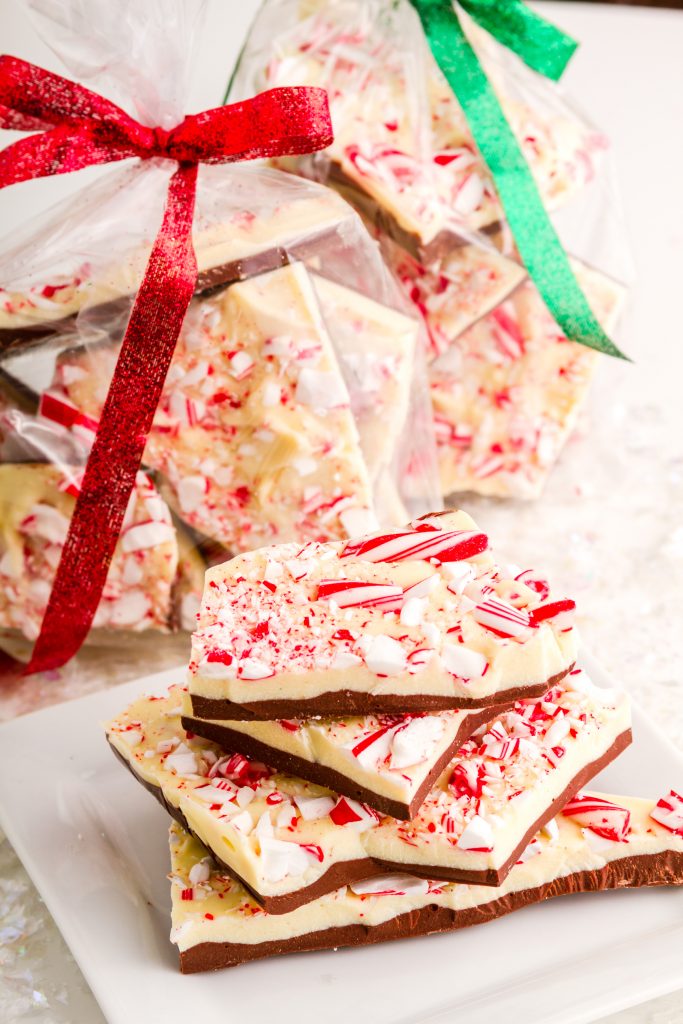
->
[341,527,488,564]
[561,792,631,842]
[169,789,683,972]
[0,463,204,640]
[107,672,630,913]
[650,791,683,836]
[187,508,577,718]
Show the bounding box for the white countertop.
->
[0,2,682,1021]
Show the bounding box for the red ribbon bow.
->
[0,55,333,674]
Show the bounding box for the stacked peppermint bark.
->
[232,0,629,499]
[106,511,683,971]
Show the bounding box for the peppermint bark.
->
[189,509,577,716]
[169,790,683,972]
[107,669,630,912]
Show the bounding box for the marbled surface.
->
[0,2,681,1022]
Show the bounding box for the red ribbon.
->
[0,55,333,673]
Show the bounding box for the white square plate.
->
[0,650,681,1024]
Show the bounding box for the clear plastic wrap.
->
[231,0,632,500]
[0,0,440,648]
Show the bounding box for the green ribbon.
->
[458,0,577,81]
[410,0,627,359]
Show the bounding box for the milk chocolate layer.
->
[108,725,630,912]
[181,702,508,820]
[189,665,574,720]
[178,850,683,973]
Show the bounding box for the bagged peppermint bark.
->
[0,3,440,650]
[0,164,438,551]
[231,0,631,500]
[0,460,204,641]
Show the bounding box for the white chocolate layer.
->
[312,275,416,515]
[189,509,577,706]
[108,670,629,904]
[169,791,682,953]
[182,698,486,810]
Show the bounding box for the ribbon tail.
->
[0,122,136,188]
[412,0,628,360]
[0,54,144,130]
[0,103,54,131]
[458,0,577,81]
[25,162,199,674]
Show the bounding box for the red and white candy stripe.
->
[329,797,380,831]
[473,598,531,638]
[342,528,488,564]
[561,793,631,841]
[39,389,99,435]
[317,579,403,612]
[650,790,683,836]
[449,761,485,799]
[529,599,576,628]
[482,737,520,761]
[515,569,550,602]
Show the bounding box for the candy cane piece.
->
[650,790,683,836]
[515,569,550,602]
[529,599,576,626]
[317,580,403,611]
[449,761,485,799]
[342,528,488,564]
[561,793,631,841]
[329,797,380,831]
[473,597,531,638]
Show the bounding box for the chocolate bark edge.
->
[188,664,575,720]
[107,739,379,915]
[178,850,683,973]
[0,238,323,356]
[181,701,511,821]
[325,159,503,262]
[377,727,633,887]
[107,723,630,911]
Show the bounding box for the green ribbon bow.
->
[410,0,627,359]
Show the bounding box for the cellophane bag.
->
[231,0,632,500]
[0,0,439,651]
